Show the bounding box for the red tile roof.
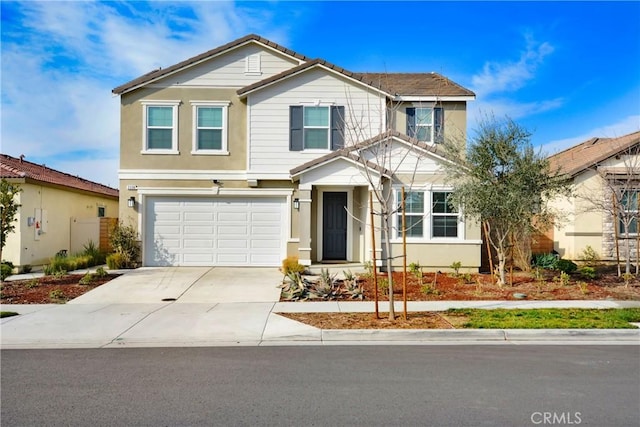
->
[0,154,119,198]
[548,131,640,177]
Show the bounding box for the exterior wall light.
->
[128,196,136,208]
[293,198,300,210]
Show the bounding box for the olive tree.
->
[443,115,569,286]
[1,179,22,274]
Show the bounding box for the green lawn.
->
[0,311,19,318]
[446,308,640,329]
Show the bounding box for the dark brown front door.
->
[322,192,347,260]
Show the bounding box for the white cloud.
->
[539,115,640,156]
[1,1,284,187]
[468,33,562,124]
[472,33,554,98]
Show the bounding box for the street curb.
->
[320,328,640,342]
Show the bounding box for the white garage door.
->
[144,196,285,266]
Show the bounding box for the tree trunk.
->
[381,213,395,320]
[497,248,507,287]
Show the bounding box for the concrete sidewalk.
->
[2,267,640,349]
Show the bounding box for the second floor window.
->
[141,100,180,153]
[304,106,330,149]
[290,105,344,151]
[191,101,229,154]
[406,107,444,143]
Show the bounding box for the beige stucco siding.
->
[551,152,639,260]
[4,183,118,267]
[247,69,386,174]
[392,101,467,145]
[120,87,247,171]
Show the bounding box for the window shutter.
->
[434,107,444,144]
[330,106,345,150]
[406,107,416,138]
[290,106,303,151]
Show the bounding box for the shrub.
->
[0,263,13,280]
[109,222,140,268]
[450,261,462,276]
[49,289,65,301]
[106,253,125,270]
[556,259,577,274]
[79,273,94,285]
[20,264,32,274]
[579,266,597,280]
[82,240,106,266]
[281,256,305,275]
[532,253,558,270]
[94,266,108,278]
[47,255,74,275]
[579,245,600,266]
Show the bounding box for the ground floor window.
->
[396,189,460,239]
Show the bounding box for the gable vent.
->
[245,53,261,74]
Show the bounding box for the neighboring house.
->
[548,130,640,261]
[0,154,119,268]
[113,34,481,270]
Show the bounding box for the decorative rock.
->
[513,292,527,299]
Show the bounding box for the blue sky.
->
[2,1,639,188]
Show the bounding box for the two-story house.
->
[113,34,481,271]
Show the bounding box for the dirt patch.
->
[0,274,119,304]
[279,311,459,329]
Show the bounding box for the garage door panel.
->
[184,212,214,221]
[145,196,284,266]
[183,225,214,234]
[252,239,280,249]
[218,239,248,249]
[184,253,215,263]
[217,253,250,264]
[184,239,214,248]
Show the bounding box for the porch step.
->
[307,263,368,278]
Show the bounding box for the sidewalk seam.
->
[99,303,175,348]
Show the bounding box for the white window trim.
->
[619,189,639,236]
[392,187,464,243]
[190,101,230,155]
[414,107,434,144]
[141,100,180,155]
[303,105,330,151]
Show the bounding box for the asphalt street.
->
[2,345,638,426]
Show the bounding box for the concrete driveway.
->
[69,267,283,304]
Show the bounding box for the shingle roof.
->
[548,131,640,177]
[237,59,475,98]
[113,33,475,99]
[0,154,119,198]
[290,130,449,177]
[237,58,392,97]
[112,34,308,95]
[354,72,475,97]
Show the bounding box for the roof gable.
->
[0,154,119,198]
[238,60,475,99]
[548,130,640,177]
[290,130,454,179]
[112,34,308,95]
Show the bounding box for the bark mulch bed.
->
[1,274,119,304]
[278,269,640,329]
